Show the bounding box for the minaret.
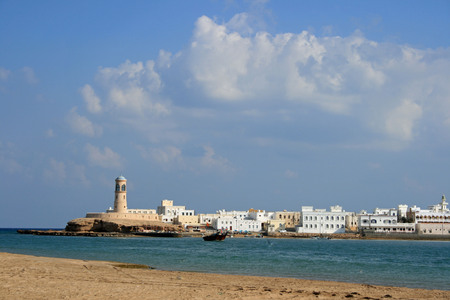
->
[441,194,448,212]
[114,175,127,213]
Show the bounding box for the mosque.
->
[85,175,159,221]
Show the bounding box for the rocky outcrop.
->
[65,218,182,233]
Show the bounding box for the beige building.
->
[173,215,199,227]
[408,195,450,235]
[266,219,286,233]
[85,175,159,221]
[275,211,300,229]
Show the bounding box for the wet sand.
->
[1,252,448,299]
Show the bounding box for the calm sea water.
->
[1,229,449,290]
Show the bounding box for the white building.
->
[373,208,397,216]
[106,208,156,214]
[211,209,272,232]
[198,213,219,226]
[409,195,450,235]
[358,213,415,234]
[295,205,347,234]
[157,199,195,223]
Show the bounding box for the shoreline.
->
[16,228,450,241]
[1,252,449,299]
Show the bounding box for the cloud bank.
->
[79,14,450,170]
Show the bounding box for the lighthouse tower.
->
[114,175,127,213]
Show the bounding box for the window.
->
[115,184,120,191]
[121,184,126,191]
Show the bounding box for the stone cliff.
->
[65,218,182,233]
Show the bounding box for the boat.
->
[202,231,228,241]
[135,230,183,238]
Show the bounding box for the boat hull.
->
[203,231,227,241]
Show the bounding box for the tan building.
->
[266,219,286,233]
[173,215,199,227]
[85,175,159,221]
[275,211,300,229]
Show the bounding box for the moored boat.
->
[135,230,183,238]
[202,231,227,241]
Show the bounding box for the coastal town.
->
[73,175,450,238]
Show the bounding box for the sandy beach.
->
[1,252,448,299]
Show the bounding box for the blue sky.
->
[1,0,449,227]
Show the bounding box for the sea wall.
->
[85,212,160,221]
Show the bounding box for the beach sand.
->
[1,252,448,299]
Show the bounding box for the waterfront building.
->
[157,199,195,223]
[211,209,270,232]
[106,208,157,214]
[398,204,408,220]
[345,212,358,232]
[198,213,219,226]
[213,215,262,232]
[373,208,398,217]
[274,211,300,229]
[85,175,159,221]
[295,205,347,234]
[408,195,450,235]
[216,209,249,219]
[173,215,199,227]
[358,213,415,234]
[266,219,286,233]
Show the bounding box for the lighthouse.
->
[114,175,127,213]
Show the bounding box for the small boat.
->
[135,231,183,238]
[202,231,228,241]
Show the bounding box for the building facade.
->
[274,211,300,229]
[295,205,347,234]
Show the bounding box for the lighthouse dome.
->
[116,175,126,181]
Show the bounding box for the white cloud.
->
[43,159,66,182]
[201,145,234,172]
[0,141,24,174]
[43,159,89,186]
[46,129,55,138]
[80,14,450,151]
[80,84,102,113]
[84,143,122,169]
[21,67,38,84]
[384,100,422,141]
[138,145,184,170]
[149,146,182,165]
[284,169,298,179]
[67,108,102,137]
[0,67,10,80]
[96,60,168,115]
[187,15,251,100]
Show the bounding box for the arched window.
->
[121,184,126,191]
[115,184,120,191]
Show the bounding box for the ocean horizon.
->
[1,228,449,291]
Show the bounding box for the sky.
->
[1,0,449,228]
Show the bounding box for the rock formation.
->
[65,218,182,233]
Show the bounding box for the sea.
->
[1,228,449,290]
